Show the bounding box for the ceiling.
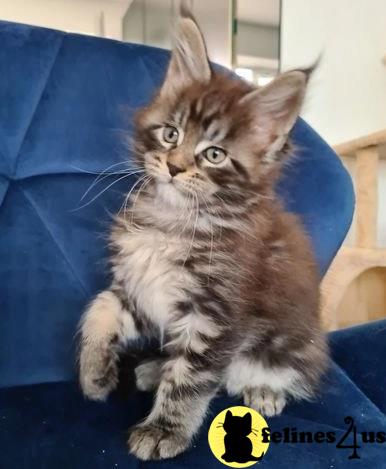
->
[237,0,280,27]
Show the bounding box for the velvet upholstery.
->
[1,321,385,468]
[2,20,383,469]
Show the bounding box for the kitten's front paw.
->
[128,424,189,460]
[79,343,119,401]
[243,387,286,417]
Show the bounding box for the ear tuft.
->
[180,0,194,19]
[159,6,211,97]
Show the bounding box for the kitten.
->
[222,410,264,463]
[78,7,328,461]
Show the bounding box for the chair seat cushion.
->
[1,321,385,468]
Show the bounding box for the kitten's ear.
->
[159,8,211,97]
[243,412,252,426]
[225,410,233,421]
[240,69,310,162]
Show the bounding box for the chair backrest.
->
[0,21,354,388]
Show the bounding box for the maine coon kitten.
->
[78,8,328,461]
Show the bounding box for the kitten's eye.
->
[162,125,179,144]
[204,146,227,164]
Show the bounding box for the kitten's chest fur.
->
[111,225,194,330]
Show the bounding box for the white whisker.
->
[121,175,147,214]
[80,169,145,202]
[201,195,215,283]
[75,160,141,197]
[183,190,199,267]
[119,173,150,220]
[72,172,136,211]
[128,175,153,226]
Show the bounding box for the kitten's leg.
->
[226,357,300,417]
[79,290,139,401]
[135,358,164,392]
[226,358,293,416]
[226,337,327,417]
[128,309,226,460]
[243,385,287,417]
[129,355,219,459]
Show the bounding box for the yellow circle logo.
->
[208,406,270,467]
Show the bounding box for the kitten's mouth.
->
[162,175,184,190]
[153,172,172,185]
[153,171,191,198]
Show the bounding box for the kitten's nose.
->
[167,162,184,177]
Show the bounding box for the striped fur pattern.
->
[78,8,328,461]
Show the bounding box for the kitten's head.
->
[134,9,309,209]
[223,410,252,436]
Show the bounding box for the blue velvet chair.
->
[1,20,385,468]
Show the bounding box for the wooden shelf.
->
[334,129,386,156]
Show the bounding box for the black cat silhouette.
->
[221,410,265,463]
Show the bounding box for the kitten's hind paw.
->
[243,386,286,417]
[135,359,163,392]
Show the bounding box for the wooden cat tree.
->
[321,129,386,330]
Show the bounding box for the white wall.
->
[123,0,232,67]
[193,0,232,67]
[281,0,386,146]
[281,0,386,247]
[0,0,130,40]
[0,0,232,65]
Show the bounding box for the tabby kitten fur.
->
[78,8,328,461]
